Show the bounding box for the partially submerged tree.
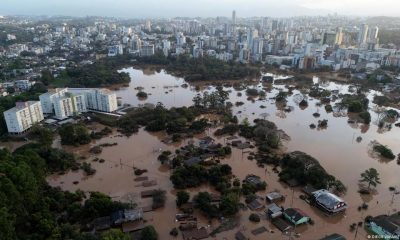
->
[360,168,381,191]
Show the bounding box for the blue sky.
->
[2,0,400,17]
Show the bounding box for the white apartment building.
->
[68,88,118,112]
[3,101,44,134]
[53,97,74,119]
[39,88,117,118]
[53,93,87,119]
[39,88,69,114]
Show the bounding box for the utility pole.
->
[291,188,295,207]
[390,186,398,205]
[354,208,366,240]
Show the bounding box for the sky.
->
[2,0,400,18]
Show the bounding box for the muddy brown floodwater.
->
[46,68,400,240]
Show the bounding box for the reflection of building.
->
[4,101,44,134]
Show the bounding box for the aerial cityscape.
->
[1,1,400,240]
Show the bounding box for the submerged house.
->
[311,189,347,214]
[272,217,293,232]
[184,157,203,166]
[266,203,283,219]
[198,136,215,149]
[283,208,310,226]
[366,213,400,239]
[111,208,143,226]
[182,228,209,240]
[266,191,285,203]
[319,233,347,240]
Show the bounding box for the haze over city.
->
[1,1,400,240]
[2,0,400,18]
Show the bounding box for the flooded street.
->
[47,68,400,239]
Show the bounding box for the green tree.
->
[59,123,91,146]
[193,192,219,218]
[219,192,239,216]
[0,207,16,240]
[141,226,158,240]
[360,168,381,190]
[101,229,130,240]
[176,190,190,207]
[41,70,54,86]
[30,124,54,147]
[192,93,202,107]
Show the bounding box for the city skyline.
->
[2,0,400,18]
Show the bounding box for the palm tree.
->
[360,168,381,190]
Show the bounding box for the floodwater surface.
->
[47,68,400,240]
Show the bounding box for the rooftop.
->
[312,189,347,211]
[319,233,347,240]
[284,208,309,222]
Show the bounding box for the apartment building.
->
[68,88,118,112]
[3,101,44,134]
[39,88,117,119]
[39,88,69,114]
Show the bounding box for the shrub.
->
[373,144,396,159]
[136,91,148,98]
[359,111,371,124]
[249,213,261,222]
[141,226,158,240]
[325,104,333,113]
[176,191,190,207]
[152,190,167,209]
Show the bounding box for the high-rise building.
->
[130,36,142,51]
[272,20,278,32]
[145,20,151,32]
[336,27,344,45]
[251,37,264,55]
[176,32,186,47]
[39,88,118,118]
[232,10,236,25]
[322,32,337,46]
[52,93,87,119]
[369,26,379,41]
[140,44,155,56]
[4,101,44,134]
[53,97,74,119]
[358,24,369,45]
[67,88,118,113]
[247,28,258,50]
[251,37,264,61]
[108,45,124,57]
[39,88,69,114]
